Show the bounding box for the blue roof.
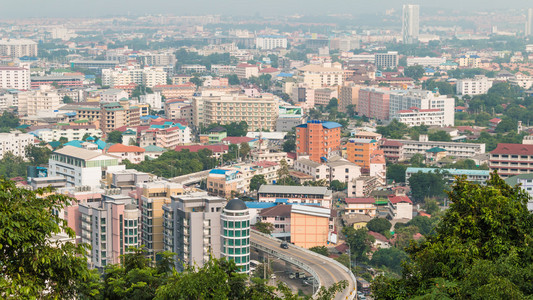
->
[406,167,490,177]
[64,140,83,148]
[275,199,289,203]
[209,169,231,175]
[95,139,106,150]
[64,112,77,117]
[86,136,95,141]
[277,72,293,78]
[296,120,342,129]
[245,202,277,209]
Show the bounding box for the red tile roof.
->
[253,161,279,168]
[107,144,145,153]
[388,195,413,204]
[489,118,501,123]
[491,143,533,155]
[345,197,375,204]
[175,144,229,153]
[368,231,389,242]
[259,204,292,217]
[381,139,403,147]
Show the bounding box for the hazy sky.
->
[0,0,528,18]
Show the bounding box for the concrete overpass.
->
[251,230,357,300]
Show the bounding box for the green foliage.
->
[62,95,74,103]
[131,85,154,98]
[372,173,533,299]
[387,164,407,183]
[107,130,123,143]
[25,144,52,166]
[408,171,448,203]
[335,254,351,268]
[377,119,409,139]
[404,65,425,81]
[422,80,455,95]
[206,121,248,137]
[248,74,273,90]
[428,130,451,142]
[282,139,295,153]
[239,142,251,159]
[330,179,347,191]
[224,74,240,85]
[175,48,233,70]
[254,221,274,235]
[409,153,426,168]
[189,75,204,88]
[467,131,527,152]
[0,152,29,178]
[0,111,20,132]
[309,246,329,257]
[342,227,375,262]
[495,117,517,133]
[395,215,439,236]
[367,218,392,235]
[250,175,267,191]
[371,247,409,274]
[0,179,94,299]
[276,159,298,186]
[125,149,215,178]
[326,97,338,111]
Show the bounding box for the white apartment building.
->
[0,91,15,110]
[0,39,38,57]
[102,67,167,88]
[402,4,419,44]
[139,124,192,149]
[293,156,361,183]
[389,135,486,159]
[389,89,455,127]
[395,108,450,127]
[100,89,129,103]
[0,66,30,90]
[30,125,103,142]
[375,52,399,69]
[180,64,207,73]
[79,194,139,269]
[235,63,259,79]
[139,52,177,66]
[406,56,447,67]
[198,93,279,131]
[456,75,493,95]
[255,36,288,50]
[139,92,162,110]
[18,85,61,117]
[0,131,34,159]
[48,146,125,188]
[299,63,344,89]
[510,73,533,90]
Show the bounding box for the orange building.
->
[290,205,335,248]
[346,138,379,168]
[296,120,342,163]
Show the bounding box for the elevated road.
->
[251,230,356,300]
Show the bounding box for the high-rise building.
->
[0,39,38,57]
[402,4,420,44]
[221,199,251,273]
[79,194,139,269]
[296,120,342,163]
[374,52,399,69]
[526,8,533,36]
[0,66,30,90]
[163,193,226,270]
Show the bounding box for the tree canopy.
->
[372,172,533,299]
[106,130,123,143]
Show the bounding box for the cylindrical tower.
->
[221,199,251,273]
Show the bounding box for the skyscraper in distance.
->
[526,8,533,36]
[402,4,420,44]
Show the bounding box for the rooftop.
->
[491,143,533,155]
[54,145,108,161]
[258,185,332,196]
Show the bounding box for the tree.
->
[371,247,409,274]
[330,180,346,191]
[62,95,73,103]
[82,133,91,141]
[189,76,204,88]
[282,139,295,153]
[335,254,351,268]
[326,98,338,111]
[408,171,448,203]
[346,104,357,118]
[309,246,329,256]
[239,142,251,159]
[422,198,441,217]
[376,119,409,139]
[366,218,392,235]
[254,221,274,235]
[373,172,533,299]
[107,130,123,143]
[428,130,452,142]
[250,175,267,191]
[225,74,240,85]
[25,144,52,166]
[386,164,407,183]
[0,179,95,299]
[495,117,517,133]
[409,153,426,167]
[404,65,425,81]
[0,111,20,132]
[0,152,29,178]
[342,227,375,262]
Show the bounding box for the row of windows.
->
[223,229,250,237]
[223,220,250,228]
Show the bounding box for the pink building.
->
[257,204,292,239]
[358,88,391,120]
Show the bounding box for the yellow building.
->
[290,205,335,248]
[137,181,185,262]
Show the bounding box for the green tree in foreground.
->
[309,246,329,257]
[0,179,96,299]
[372,172,533,299]
[254,221,275,235]
[106,130,123,143]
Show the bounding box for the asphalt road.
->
[251,231,356,300]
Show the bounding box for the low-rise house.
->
[106,144,146,164]
[257,185,333,208]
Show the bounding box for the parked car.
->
[280,241,289,249]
